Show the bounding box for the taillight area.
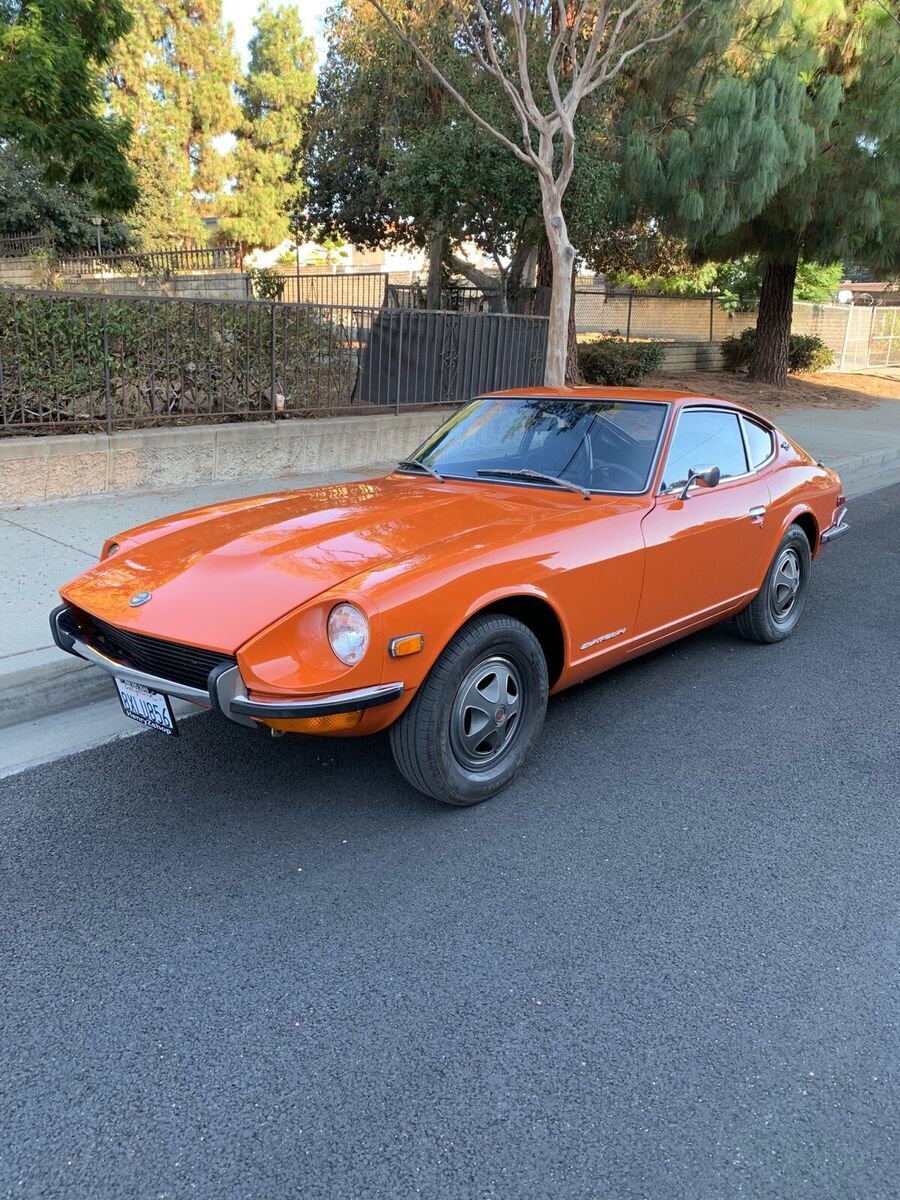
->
[836,493,846,509]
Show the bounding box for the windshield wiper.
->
[476,468,591,500]
[396,457,443,482]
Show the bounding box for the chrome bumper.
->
[821,506,849,545]
[49,605,404,728]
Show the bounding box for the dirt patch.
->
[642,369,900,420]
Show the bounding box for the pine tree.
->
[624,0,899,384]
[220,4,316,252]
[106,0,241,247]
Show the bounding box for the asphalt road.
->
[2,485,899,1200]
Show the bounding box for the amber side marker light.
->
[268,711,364,734]
[389,633,425,658]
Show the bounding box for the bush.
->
[578,336,666,386]
[721,328,835,374]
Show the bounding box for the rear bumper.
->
[820,505,849,546]
[49,605,403,727]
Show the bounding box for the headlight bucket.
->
[327,603,369,666]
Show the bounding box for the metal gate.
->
[839,306,900,370]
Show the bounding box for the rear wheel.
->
[735,524,812,644]
[389,614,549,806]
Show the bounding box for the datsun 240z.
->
[51,387,848,805]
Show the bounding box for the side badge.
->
[129,591,152,607]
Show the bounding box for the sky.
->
[222,0,331,65]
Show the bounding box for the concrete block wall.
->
[0,410,447,506]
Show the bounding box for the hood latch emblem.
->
[129,591,153,607]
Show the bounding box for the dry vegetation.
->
[642,368,900,420]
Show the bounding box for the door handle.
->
[749,505,766,524]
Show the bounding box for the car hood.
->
[60,475,568,652]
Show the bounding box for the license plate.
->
[114,677,178,736]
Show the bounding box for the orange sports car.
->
[51,387,847,805]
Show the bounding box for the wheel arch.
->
[787,508,819,555]
[463,590,567,688]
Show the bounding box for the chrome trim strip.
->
[49,606,211,704]
[228,681,405,720]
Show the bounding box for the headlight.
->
[327,603,369,665]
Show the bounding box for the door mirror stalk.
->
[678,464,721,500]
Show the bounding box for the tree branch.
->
[366,0,543,171]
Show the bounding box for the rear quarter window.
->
[743,418,775,467]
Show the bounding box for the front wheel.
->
[389,614,549,805]
[734,524,812,644]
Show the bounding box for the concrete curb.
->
[2,447,898,733]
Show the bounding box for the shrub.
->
[578,336,666,386]
[721,328,835,374]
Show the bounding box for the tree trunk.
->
[748,254,798,385]
[537,199,579,386]
[425,224,445,310]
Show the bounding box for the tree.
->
[0,146,133,252]
[220,4,316,251]
[625,0,900,383]
[0,0,136,212]
[106,0,241,247]
[367,0,698,385]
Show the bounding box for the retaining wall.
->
[0,410,446,506]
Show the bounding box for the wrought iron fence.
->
[277,271,389,308]
[0,289,547,436]
[0,232,52,258]
[56,245,244,277]
[387,282,550,316]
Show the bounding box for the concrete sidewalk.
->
[1,398,898,734]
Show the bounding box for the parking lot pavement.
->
[1,484,898,1200]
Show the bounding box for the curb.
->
[2,448,898,734]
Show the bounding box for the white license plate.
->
[114,677,178,736]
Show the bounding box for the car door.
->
[636,407,773,641]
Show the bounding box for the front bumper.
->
[49,605,404,728]
[821,505,849,546]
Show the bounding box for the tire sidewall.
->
[428,622,548,805]
[764,526,812,638]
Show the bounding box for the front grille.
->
[70,607,234,692]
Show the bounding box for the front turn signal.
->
[389,633,424,658]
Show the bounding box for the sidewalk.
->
[1,398,899,736]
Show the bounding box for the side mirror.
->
[678,464,721,500]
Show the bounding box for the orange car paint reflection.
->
[59,388,842,735]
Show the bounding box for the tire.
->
[734,524,812,644]
[389,614,549,806]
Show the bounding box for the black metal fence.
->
[387,282,550,316]
[57,246,244,277]
[0,233,51,258]
[0,289,548,435]
[277,271,389,308]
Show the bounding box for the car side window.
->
[742,417,775,468]
[662,410,748,491]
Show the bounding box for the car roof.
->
[481,385,747,411]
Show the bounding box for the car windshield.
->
[402,396,669,494]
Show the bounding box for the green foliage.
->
[220,4,316,251]
[578,336,666,386]
[0,146,133,253]
[715,257,843,311]
[301,1,616,273]
[0,291,355,431]
[721,329,834,374]
[0,0,137,212]
[247,267,286,300]
[106,0,241,247]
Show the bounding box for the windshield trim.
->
[401,397,675,498]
